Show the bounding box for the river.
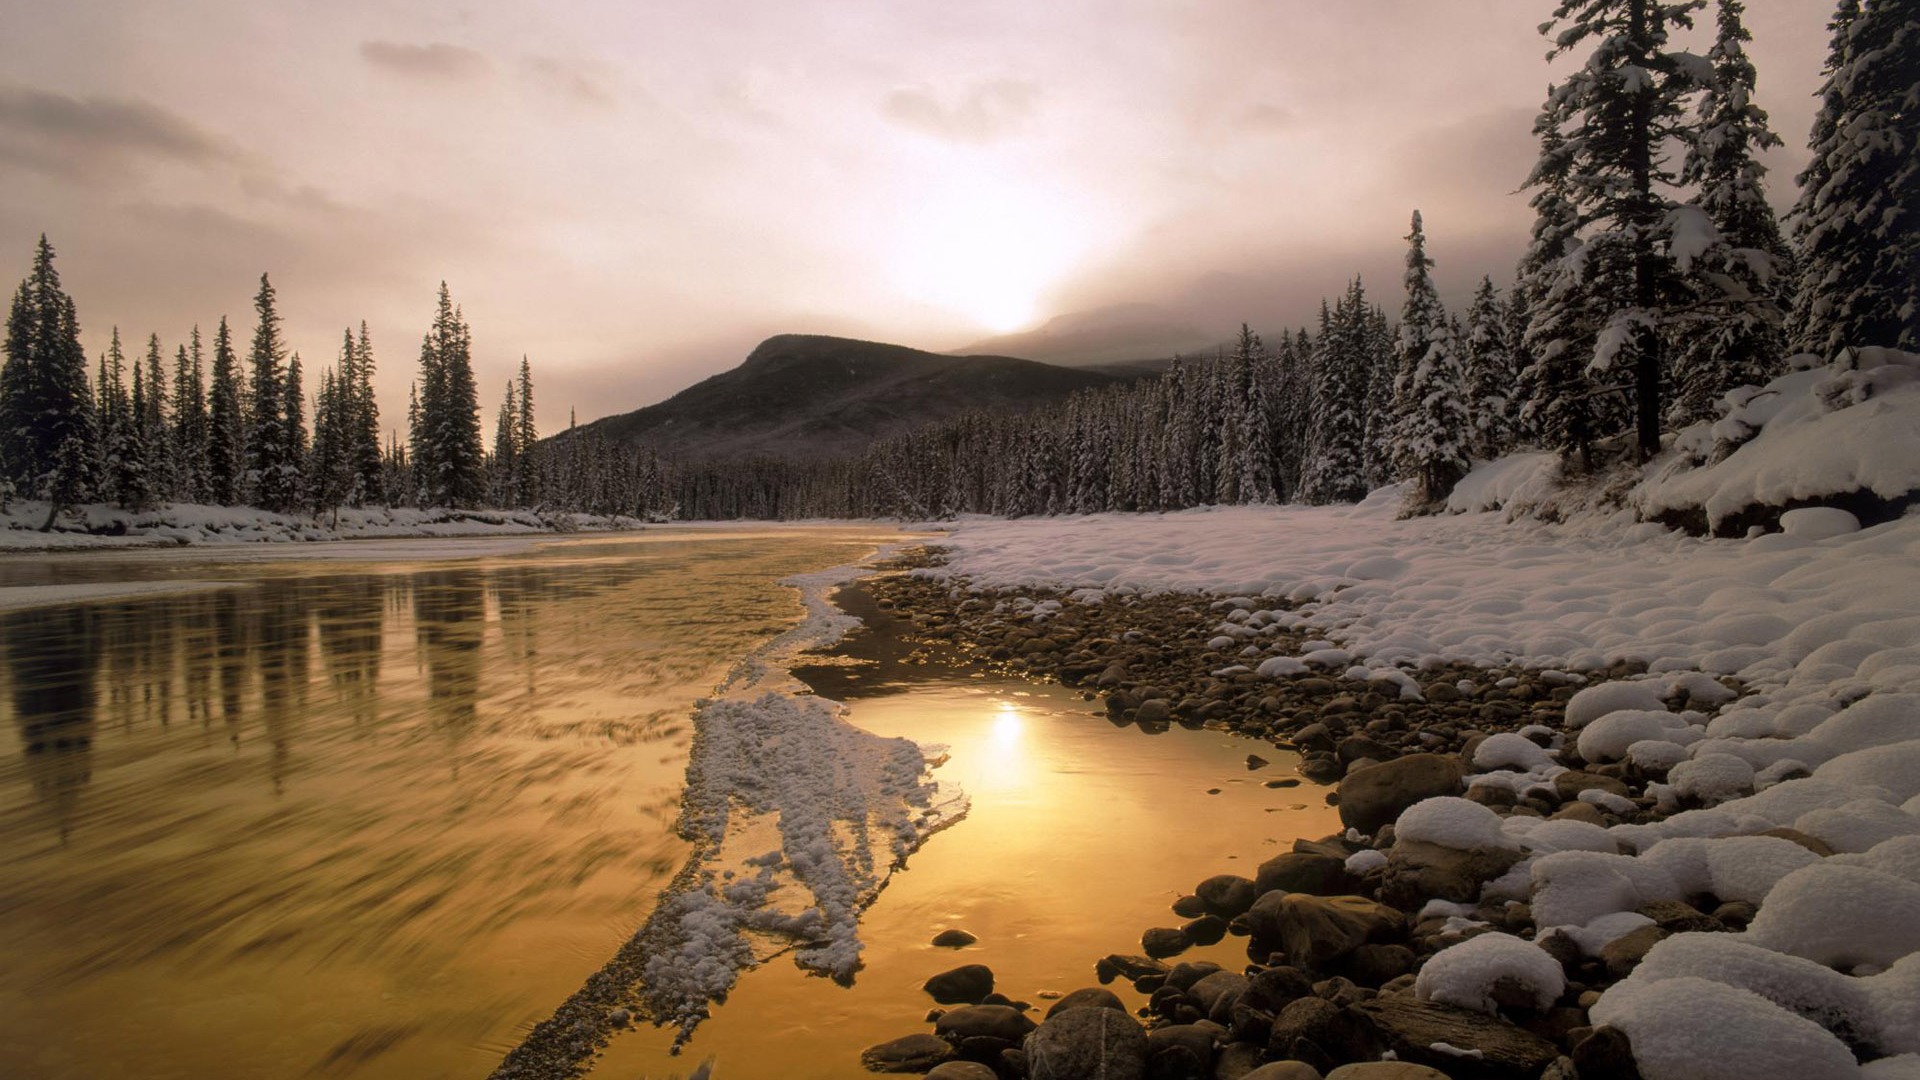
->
[0,527,1336,1079]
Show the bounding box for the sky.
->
[0,0,1835,433]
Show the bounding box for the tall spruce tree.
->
[173,329,210,502]
[1788,0,1920,354]
[207,317,245,504]
[1668,0,1793,427]
[246,274,299,510]
[0,236,99,521]
[348,323,382,505]
[141,333,172,497]
[411,284,486,507]
[1462,277,1516,456]
[514,356,538,507]
[1390,211,1471,507]
[1536,0,1711,459]
[274,352,307,511]
[1299,295,1369,504]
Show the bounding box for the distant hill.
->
[958,302,1222,368]
[568,333,1126,460]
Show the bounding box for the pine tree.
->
[1668,0,1793,426]
[1300,296,1368,504]
[1517,97,1604,465]
[1462,277,1516,456]
[0,236,99,522]
[101,328,154,510]
[141,333,172,498]
[411,284,486,507]
[273,352,307,511]
[349,323,382,505]
[492,378,518,505]
[1536,0,1712,458]
[1788,0,1919,354]
[172,328,210,502]
[311,364,352,517]
[246,274,299,510]
[514,356,538,508]
[1390,211,1471,507]
[206,317,245,504]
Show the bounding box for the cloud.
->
[0,84,232,179]
[522,56,614,108]
[359,41,492,82]
[1235,102,1294,134]
[881,79,1038,143]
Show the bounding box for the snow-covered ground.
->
[0,500,649,549]
[923,398,1920,1078]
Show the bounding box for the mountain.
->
[569,333,1125,460]
[957,302,1222,368]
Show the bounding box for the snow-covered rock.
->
[1414,931,1565,1013]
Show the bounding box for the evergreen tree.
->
[349,323,383,505]
[246,273,299,510]
[1536,0,1711,459]
[1299,296,1368,504]
[0,236,99,522]
[1788,0,1920,354]
[141,333,172,497]
[492,378,519,505]
[206,316,245,504]
[273,352,307,511]
[411,283,486,507]
[1668,0,1793,426]
[310,364,352,517]
[100,328,154,509]
[1462,277,1516,456]
[1390,211,1471,507]
[1517,98,1605,465]
[514,356,538,507]
[172,328,210,502]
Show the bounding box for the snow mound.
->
[1529,850,1678,931]
[1394,797,1518,851]
[1566,681,1671,729]
[1591,976,1861,1080]
[1414,931,1565,1013]
[1473,732,1555,772]
[1744,862,1920,971]
[1579,710,1699,763]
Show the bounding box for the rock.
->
[1711,900,1757,929]
[1144,927,1192,959]
[1550,800,1607,825]
[1324,1065,1453,1080]
[1245,893,1404,970]
[1347,996,1560,1080]
[1025,1006,1149,1080]
[1244,965,1318,1012]
[1377,839,1524,909]
[936,1004,1038,1045]
[1255,852,1354,897]
[1345,944,1415,987]
[1168,961,1226,992]
[607,1006,631,1026]
[1151,1045,1209,1080]
[1147,1024,1219,1068]
[1300,755,1346,783]
[1242,1064,1324,1080]
[932,928,980,948]
[1759,826,1835,856]
[1568,1024,1643,1080]
[926,1063,1000,1080]
[1137,699,1173,724]
[1174,894,1212,919]
[1184,914,1229,946]
[1100,954,1171,984]
[1248,754,1272,770]
[1552,771,1630,800]
[1047,987,1127,1018]
[1337,754,1464,834]
[1293,723,1337,753]
[1213,1041,1267,1080]
[1266,778,1303,789]
[1600,926,1667,978]
[1266,997,1343,1058]
[1633,900,1725,934]
[862,1033,957,1072]
[1196,875,1261,919]
[1188,971,1251,1016]
[926,964,996,1004]
[1337,735,1395,765]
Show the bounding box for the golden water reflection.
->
[0,531,893,1080]
[594,676,1343,1080]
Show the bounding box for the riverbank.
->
[851,503,1920,1080]
[0,499,651,550]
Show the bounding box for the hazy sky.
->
[0,1,1834,431]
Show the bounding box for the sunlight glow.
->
[991,702,1024,748]
[888,172,1094,335]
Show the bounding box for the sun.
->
[888,173,1092,336]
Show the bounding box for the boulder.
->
[1347,996,1560,1080]
[1338,755,1464,834]
[925,964,995,1005]
[932,928,980,948]
[1025,1006,1150,1080]
[1324,1065,1454,1079]
[1242,1063,1326,1080]
[862,1033,957,1073]
[1047,986,1127,1018]
[1246,893,1404,970]
[1196,874,1261,918]
[1213,1041,1268,1080]
[1255,852,1354,897]
[926,1063,1000,1080]
[1188,970,1251,1017]
[1099,954,1171,984]
[1145,926,1193,959]
[1377,840,1524,909]
[936,1004,1038,1045]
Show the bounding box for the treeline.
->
[665,0,1918,520]
[0,259,676,526]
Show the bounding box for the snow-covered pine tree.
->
[104,329,155,510]
[1537,0,1712,459]
[1390,211,1472,508]
[246,274,299,510]
[206,317,245,505]
[1788,0,1919,354]
[0,236,99,522]
[412,284,487,508]
[514,357,538,508]
[172,328,210,503]
[310,363,351,517]
[1462,277,1516,456]
[491,379,518,506]
[273,352,307,511]
[1517,96,1605,466]
[1668,0,1793,427]
[141,333,172,498]
[349,323,382,506]
[1299,296,1369,504]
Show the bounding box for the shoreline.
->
[849,544,1784,1080]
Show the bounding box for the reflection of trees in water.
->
[316,577,389,728]
[413,571,486,731]
[2,606,100,843]
[256,586,312,794]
